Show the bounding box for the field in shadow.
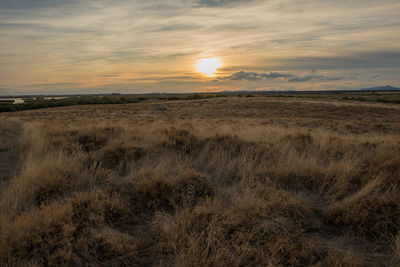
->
[0,97,399,266]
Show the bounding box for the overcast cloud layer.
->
[1,0,400,94]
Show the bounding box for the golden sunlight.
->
[196,58,221,77]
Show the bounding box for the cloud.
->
[1,0,399,94]
[127,75,195,82]
[278,51,400,70]
[0,0,73,10]
[215,71,346,83]
[215,71,294,81]
[195,0,252,7]
[288,74,345,82]
[31,82,77,87]
[153,24,202,32]
[0,22,98,34]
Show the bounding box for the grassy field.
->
[0,91,399,113]
[0,96,399,266]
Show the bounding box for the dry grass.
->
[0,96,399,266]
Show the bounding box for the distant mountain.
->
[359,85,400,92]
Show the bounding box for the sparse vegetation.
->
[1,91,399,113]
[0,94,220,113]
[0,96,399,266]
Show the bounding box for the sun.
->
[197,58,221,77]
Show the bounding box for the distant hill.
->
[359,85,400,92]
[218,90,265,93]
[219,86,400,94]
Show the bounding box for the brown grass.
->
[0,96,399,266]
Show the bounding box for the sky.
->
[1,0,400,95]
